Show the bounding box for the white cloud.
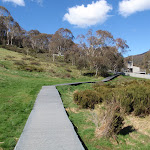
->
[63,0,112,28]
[2,0,25,6]
[119,0,150,17]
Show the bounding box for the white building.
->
[127,61,146,74]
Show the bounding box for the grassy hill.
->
[0,48,101,150]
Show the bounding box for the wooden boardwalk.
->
[14,75,119,150]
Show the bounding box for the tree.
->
[0,6,14,45]
[10,21,21,45]
[34,33,52,53]
[116,38,129,54]
[64,43,80,66]
[96,30,114,47]
[0,6,11,16]
[28,30,40,50]
[76,34,86,49]
[102,46,124,73]
[0,16,7,44]
[76,57,88,74]
[49,28,74,61]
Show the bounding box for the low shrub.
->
[117,83,150,116]
[49,69,56,74]
[5,55,15,59]
[22,57,35,61]
[65,69,72,72]
[14,60,26,66]
[30,61,41,66]
[94,80,150,116]
[21,66,44,72]
[83,72,95,77]
[2,45,23,53]
[56,56,64,62]
[62,73,72,78]
[14,60,44,72]
[73,90,102,109]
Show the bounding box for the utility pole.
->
[132,55,134,66]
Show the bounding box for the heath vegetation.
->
[57,76,150,149]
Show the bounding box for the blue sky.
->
[0,0,150,56]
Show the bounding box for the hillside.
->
[0,48,100,150]
[126,50,150,70]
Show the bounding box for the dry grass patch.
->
[65,107,79,113]
[126,115,150,136]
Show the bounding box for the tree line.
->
[0,6,129,76]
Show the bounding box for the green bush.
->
[94,80,150,116]
[73,90,102,109]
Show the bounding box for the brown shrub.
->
[49,69,56,74]
[66,69,72,72]
[14,60,26,66]
[62,73,72,78]
[22,57,35,61]
[30,61,41,66]
[5,55,15,59]
[23,66,44,72]
[96,101,124,138]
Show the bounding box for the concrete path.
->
[102,74,119,82]
[15,86,84,150]
[14,76,120,150]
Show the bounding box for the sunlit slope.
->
[0,48,99,150]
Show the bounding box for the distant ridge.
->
[126,50,150,69]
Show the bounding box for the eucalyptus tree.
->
[0,16,6,44]
[96,30,114,48]
[76,34,86,50]
[0,6,10,16]
[64,43,81,66]
[77,29,126,76]
[9,21,21,45]
[35,33,52,52]
[62,28,74,51]
[0,6,14,45]
[16,28,26,47]
[28,30,40,50]
[49,28,74,59]
[116,38,129,54]
[6,16,14,45]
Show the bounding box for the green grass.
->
[0,48,100,150]
[57,78,150,150]
[57,84,114,150]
